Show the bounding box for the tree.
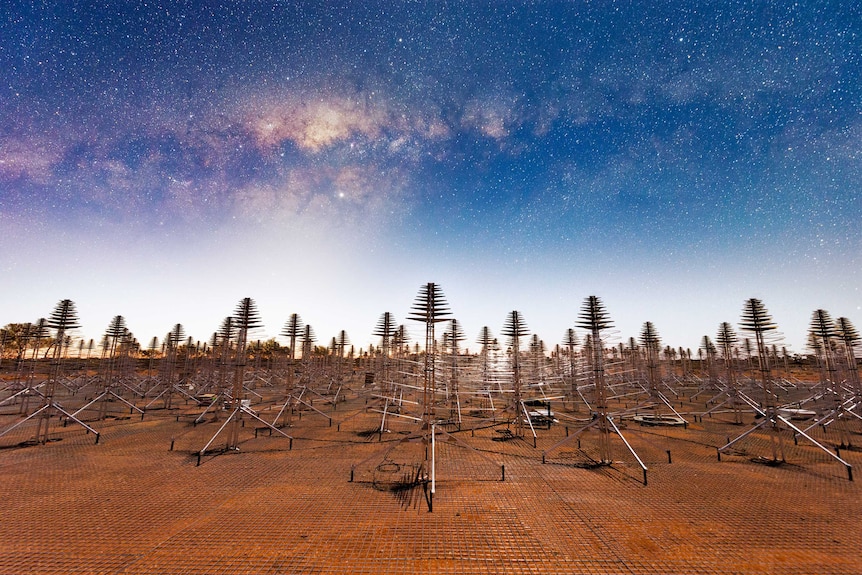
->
[1,323,33,361]
[246,338,282,362]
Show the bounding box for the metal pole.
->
[431,422,436,495]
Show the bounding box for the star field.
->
[1,1,859,352]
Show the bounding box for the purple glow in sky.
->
[2,1,859,354]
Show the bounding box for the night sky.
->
[2,1,860,354]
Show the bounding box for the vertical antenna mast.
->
[407,283,452,428]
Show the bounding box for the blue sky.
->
[1,1,859,354]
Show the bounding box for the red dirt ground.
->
[1,371,860,574]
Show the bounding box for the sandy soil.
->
[0,368,860,574]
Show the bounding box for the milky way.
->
[1,1,859,352]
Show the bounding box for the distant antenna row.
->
[1,286,859,509]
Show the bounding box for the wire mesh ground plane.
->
[1,378,860,575]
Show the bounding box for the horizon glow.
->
[1,2,859,354]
